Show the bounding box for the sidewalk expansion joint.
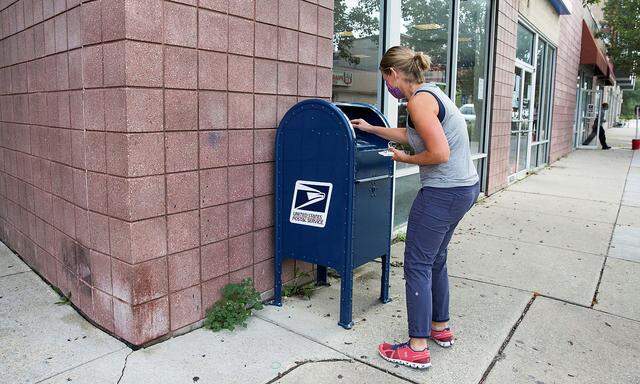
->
[0,270,33,279]
[461,231,607,258]
[478,294,537,384]
[33,348,130,384]
[590,153,633,308]
[264,358,352,384]
[256,315,420,384]
[502,189,620,205]
[116,350,134,384]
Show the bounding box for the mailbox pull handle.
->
[355,175,393,183]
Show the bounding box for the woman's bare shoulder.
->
[408,91,438,115]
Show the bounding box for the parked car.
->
[459,103,476,121]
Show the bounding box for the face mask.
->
[385,80,404,99]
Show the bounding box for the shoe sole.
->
[378,350,431,369]
[433,338,454,348]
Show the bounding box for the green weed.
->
[204,278,263,332]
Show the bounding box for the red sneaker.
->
[378,341,431,369]
[430,328,454,348]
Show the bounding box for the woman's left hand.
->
[390,147,411,163]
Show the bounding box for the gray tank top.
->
[406,83,479,188]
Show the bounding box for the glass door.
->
[530,42,554,168]
[510,67,534,178]
[577,88,603,149]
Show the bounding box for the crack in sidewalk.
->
[116,350,134,384]
[256,315,421,384]
[590,151,634,308]
[264,358,352,383]
[478,294,537,384]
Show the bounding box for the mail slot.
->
[273,99,394,329]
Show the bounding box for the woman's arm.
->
[391,93,450,165]
[350,119,409,144]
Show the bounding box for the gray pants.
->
[404,182,479,338]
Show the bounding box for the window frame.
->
[380,0,496,232]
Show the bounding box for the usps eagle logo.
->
[289,181,333,228]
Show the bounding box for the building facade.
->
[0,0,617,345]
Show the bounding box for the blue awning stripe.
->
[549,0,571,15]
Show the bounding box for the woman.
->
[351,46,480,369]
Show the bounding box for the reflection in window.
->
[332,0,381,105]
[455,0,491,154]
[532,40,547,142]
[400,0,452,89]
[516,23,534,64]
[393,173,421,230]
[397,0,452,129]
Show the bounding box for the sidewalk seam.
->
[477,294,537,384]
[460,230,608,258]
[0,270,33,279]
[477,202,620,225]
[255,314,422,384]
[263,358,353,384]
[504,189,624,205]
[590,152,634,308]
[33,347,131,384]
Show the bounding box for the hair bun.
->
[413,52,431,72]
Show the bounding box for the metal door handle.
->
[354,175,392,183]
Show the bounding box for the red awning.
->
[606,58,616,85]
[580,21,609,79]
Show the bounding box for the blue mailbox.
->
[274,99,394,329]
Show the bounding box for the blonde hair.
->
[379,46,431,84]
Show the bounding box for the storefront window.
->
[456,0,491,155]
[332,0,382,105]
[400,0,452,88]
[392,173,421,230]
[390,0,493,229]
[511,23,556,176]
[396,0,452,170]
[530,40,555,168]
[516,23,534,64]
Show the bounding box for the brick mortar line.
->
[477,294,537,384]
[0,86,317,98]
[0,219,115,301]
[0,16,336,71]
[0,2,82,43]
[196,0,203,317]
[0,238,138,349]
[0,182,268,236]
[159,0,173,333]
[590,151,635,308]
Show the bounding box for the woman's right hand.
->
[350,118,375,133]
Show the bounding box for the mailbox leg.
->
[316,265,329,286]
[272,258,283,307]
[380,254,391,303]
[338,271,354,329]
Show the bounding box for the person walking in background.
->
[350,46,480,369]
[583,102,612,149]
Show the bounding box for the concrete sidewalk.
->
[2,148,640,384]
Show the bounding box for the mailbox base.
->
[316,266,330,286]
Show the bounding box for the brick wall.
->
[487,0,517,194]
[487,0,583,193]
[0,0,333,346]
[549,0,582,162]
